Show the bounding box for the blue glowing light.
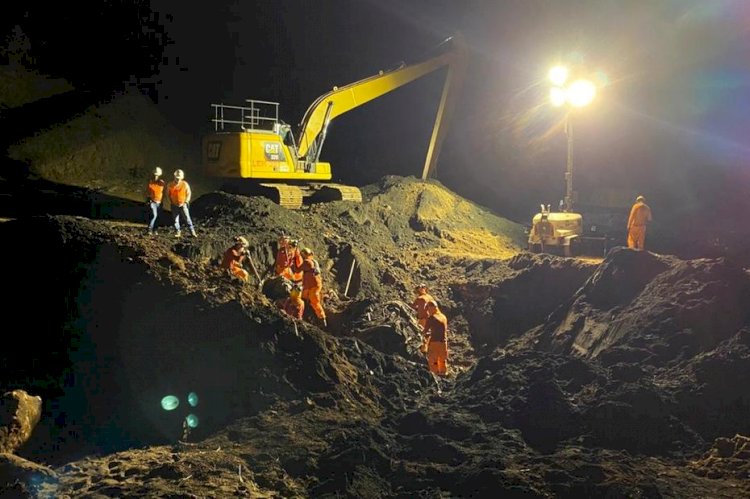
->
[160,395,179,411]
[185,414,199,428]
[187,392,199,407]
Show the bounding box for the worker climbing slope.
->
[295,248,327,327]
[422,301,449,376]
[411,284,436,330]
[274,235,303,284]
[280,284,305,320]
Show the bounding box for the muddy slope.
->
[0,186,747,498]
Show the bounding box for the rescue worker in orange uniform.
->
[280,284,305,320]
[410,284,436,330]
[146,166,165,235]
[274,235,303,284]
[295,248,327,327]
[627,195,652,250]
[167,169,197,238]
[221,236,250,283]
[422,301,448,376]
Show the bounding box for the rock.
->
[0,452,57,493]
[0,390,42,454]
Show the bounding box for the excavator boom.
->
[297,34,467,178]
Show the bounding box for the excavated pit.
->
[2,179,750,497]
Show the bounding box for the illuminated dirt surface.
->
[1,72,750,499]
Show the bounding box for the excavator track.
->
[258,183,305,209]
[256,182,362,209]
[309,183,363,203]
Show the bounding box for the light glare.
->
[550,87,567,107]
[188,392,199,407]
[566,79,596,107]
[160,395,179,411]
[548,66,569,86]
[186,414,199,428]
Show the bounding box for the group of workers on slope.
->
[146,167,197,237]
[145,161,646,378]
[275,235,328,327]
[220,234,328,328]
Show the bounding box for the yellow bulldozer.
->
[202,34,467,209]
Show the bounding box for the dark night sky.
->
[6,0,750,222]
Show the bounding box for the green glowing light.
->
[160,395,179,411]
[187,392,199,407]
[185,414,199,428]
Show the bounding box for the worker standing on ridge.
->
[280,284,305,320]
[627,195,652,250]
[168,169,197,238]
[422,301,449,376]
[295,248,327,327]
[274,235,303,283]
[146,166,165,235]
[221,236,250,282]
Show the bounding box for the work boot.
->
[190,229,197,238]
[175,230,182,238]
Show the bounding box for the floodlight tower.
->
[548,66,596,212]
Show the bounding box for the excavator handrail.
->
[295,33,468,179]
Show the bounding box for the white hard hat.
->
[235,236,248,246]
[173,169,185,180]
[153,166,162,176]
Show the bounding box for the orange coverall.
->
[281,296,305,320]
[627,201,652,250]
[275,246,303,282]
[296,255,326,321]
[423,310,449,376]
[221,245,249,282]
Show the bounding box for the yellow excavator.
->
[202,34,467,209]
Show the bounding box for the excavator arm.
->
[295,33,468,179]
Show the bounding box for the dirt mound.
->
[0,64,72,109]
[6,89,219,201]
[531,247,750,366]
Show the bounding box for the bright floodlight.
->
[550,87,567,107]
[567,79,596,107]
[548,66,569,86]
